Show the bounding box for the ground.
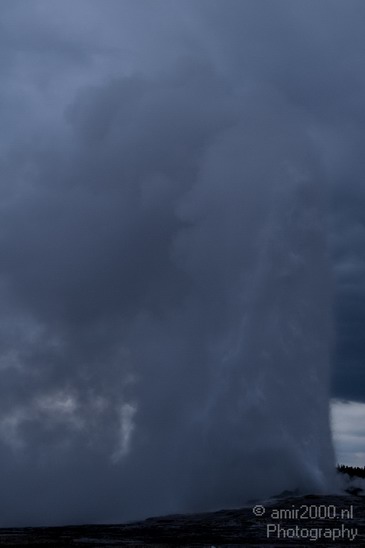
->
[0,493,364,546]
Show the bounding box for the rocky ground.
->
[0,493,363,546]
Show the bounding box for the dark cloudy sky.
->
[0,0,365,527]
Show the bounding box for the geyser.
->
[124,106,336,515]
[0,13,336,523]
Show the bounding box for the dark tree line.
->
[337,464,365,479]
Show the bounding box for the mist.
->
[1,0,364,526]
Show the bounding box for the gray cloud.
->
[331,400,365,466]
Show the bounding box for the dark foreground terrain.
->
[0,494,363,547]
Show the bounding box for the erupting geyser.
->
[0,53,336,528]
[118,96,336,517]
